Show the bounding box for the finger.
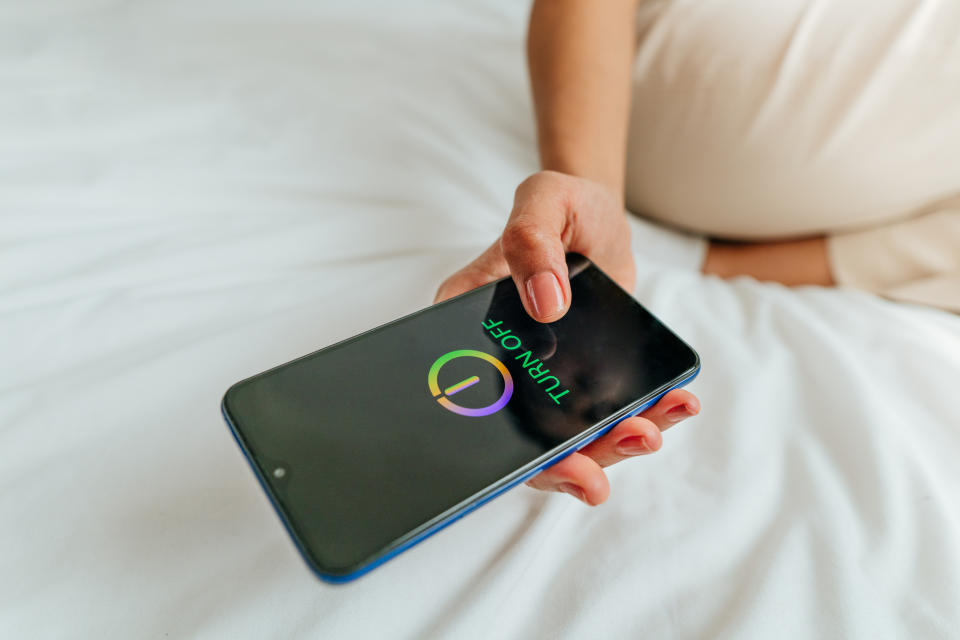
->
[636,389,700,432]
[525,451,610,505]
[500,177,572,323]
[575,390,700,469]
[576,415,663,468]
[434,240,510,303]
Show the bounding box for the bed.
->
[2,1,959,637]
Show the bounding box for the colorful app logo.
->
[427,349,514,417]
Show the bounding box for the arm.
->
[528,0,638,193]
[436,0,641,321]
[435,1,700,506]
[703,237,834,286]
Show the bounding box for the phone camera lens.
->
[273,467,286,479]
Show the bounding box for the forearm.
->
[527,0,639,196]
[703,237,834,286]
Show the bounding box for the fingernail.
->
[525,272,564,320]
[666,403,693,422]
[616,436,653,456]
[558,482,586,502]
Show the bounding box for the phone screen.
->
[223,255,699,578]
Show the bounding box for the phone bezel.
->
[221,258,701,583]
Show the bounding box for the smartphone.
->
[222,253,700,583]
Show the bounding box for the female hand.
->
[435,170,701,505]
[437,171,635,321]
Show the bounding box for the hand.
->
[435,170,635,322]
[526,389,699,505]
[435,171,701,505]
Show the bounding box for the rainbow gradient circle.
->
[427,349,514,417]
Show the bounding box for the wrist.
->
[537,140,625,202]
[533,167,625,213]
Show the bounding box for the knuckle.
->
[518,170,554,190]
[500,220,549,257]
[515,170,572,203]
[535,169,569,188]
[621,415,656,435]
[663,388,687,401]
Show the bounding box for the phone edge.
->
[220,360,700,585]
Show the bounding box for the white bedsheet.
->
[2,1,959,638]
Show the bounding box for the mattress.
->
[2,1,959,637]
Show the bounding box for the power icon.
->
[427,349,514,417]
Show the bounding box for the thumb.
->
[500,198,571,323]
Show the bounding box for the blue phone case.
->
[222,366,699,583]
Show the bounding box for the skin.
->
[436,0,830,504]
[703,237,834,286]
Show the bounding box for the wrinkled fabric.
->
[627,0,960,310]
[1,1,959,638]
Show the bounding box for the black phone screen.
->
[223,254,699,577]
